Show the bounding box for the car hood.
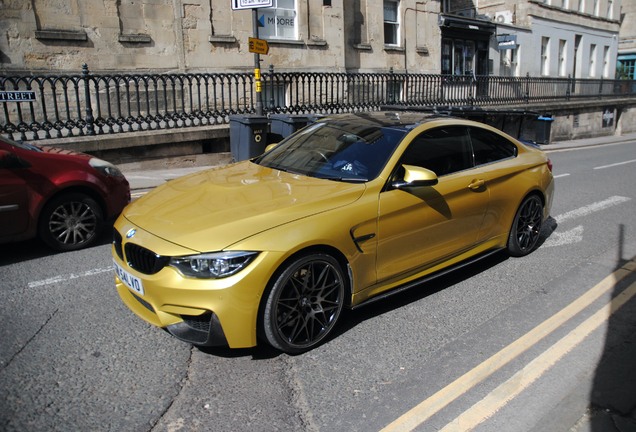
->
[123,161,366,252]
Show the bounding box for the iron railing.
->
[2,64,636,141]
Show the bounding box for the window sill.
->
[307,38,328,47]
[266,39,305,46]
[35,30,87,41]
[119,34,152,43]
[416,46,429,55]
[209,35,237,44]
[354,43,372,51]
[384,45,405,53]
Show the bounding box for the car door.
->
[376,126,490,282]
[0,145,29,238]
[467,126,524,241]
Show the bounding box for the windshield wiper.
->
[317,175,368,183]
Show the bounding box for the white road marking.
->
[28,266,114,288]
[554,196,631,223]
[553,173,570,178]
[594,158,636,170]
[543,225,584,248]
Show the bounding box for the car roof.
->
[320,111,445,131]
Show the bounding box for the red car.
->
[0,136,130,251]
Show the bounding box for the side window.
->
[469,127,518,166]
[400,127,473,177]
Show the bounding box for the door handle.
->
[468,179,485,190]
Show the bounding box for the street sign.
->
[249,37,269,54]
[0,91,36,102]
[231,0,272,10]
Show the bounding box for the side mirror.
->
[264,142,280,153]
[0,150,24,169]
[392,164,438,189]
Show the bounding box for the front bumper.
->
[113,218,283,349]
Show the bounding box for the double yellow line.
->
[382,257,636,432]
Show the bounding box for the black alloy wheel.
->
[508,194,543,257]
[263,254,345,354]
[39,193,104,251]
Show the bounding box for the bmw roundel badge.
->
[126,229,137,239]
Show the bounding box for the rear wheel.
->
[39,193,103,251]
[263,254,345,354]
[508,195,543,257]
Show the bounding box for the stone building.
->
[617,0,636,78]
[444,0,622,78]
[0,0,443,74]
[0,0,627,79]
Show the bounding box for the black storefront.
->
[439,15,496,76]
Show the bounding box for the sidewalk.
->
[121,132,636,191]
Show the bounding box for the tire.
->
[263,254,346,354]
[39,193,104,251]
[508,194,543,257]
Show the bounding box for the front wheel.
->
[38,193,104,251]
[263,254,346,354]
[508,195,543,257]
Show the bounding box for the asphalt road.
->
[1,139,635,432]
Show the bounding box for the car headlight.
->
[169,251,259,279]
[89,157,124,178]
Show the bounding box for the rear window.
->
[469,127,517,166]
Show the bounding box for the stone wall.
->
[0,0,441,75]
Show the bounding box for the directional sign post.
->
[249,38,269,55]
[230,1,273,116]
[231,0,272,10]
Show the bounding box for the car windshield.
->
[255,122,407,182]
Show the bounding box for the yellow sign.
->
[249,38,269,55]
[255,69,261,80]
[255,81,262,92]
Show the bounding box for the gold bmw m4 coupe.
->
[112,112,554,354]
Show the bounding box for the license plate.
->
[113,260,145,296]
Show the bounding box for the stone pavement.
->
[120,132,636,191]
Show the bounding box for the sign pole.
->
[253,8,264,116]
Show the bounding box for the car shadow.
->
[0,220,116,266]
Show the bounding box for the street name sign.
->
[231,0,273,10]
[0,91,36,102]
[249,38,269,54]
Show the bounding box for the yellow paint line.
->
[380,258,636,432]
[440,279,636,431]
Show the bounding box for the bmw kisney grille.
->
[112,228,123,260]
[125,243,169,275]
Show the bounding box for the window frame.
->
[541,37,551,76]
[258,0,298,40]
[383,0,400,46]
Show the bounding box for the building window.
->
[578,0,585,13]
[589,44,597,77]
[593,0,599,15]
[442,0,451,13]
[258,0,297,40]
[617,59,636,79]
[384,0,399,45]
[603,46,610,77]
[606,0,613,18]
[558,40,567,76]
[541,37,550,76]
[500,47,519,77]
[561,0,568,8]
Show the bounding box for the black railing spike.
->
[82,63,96,136]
